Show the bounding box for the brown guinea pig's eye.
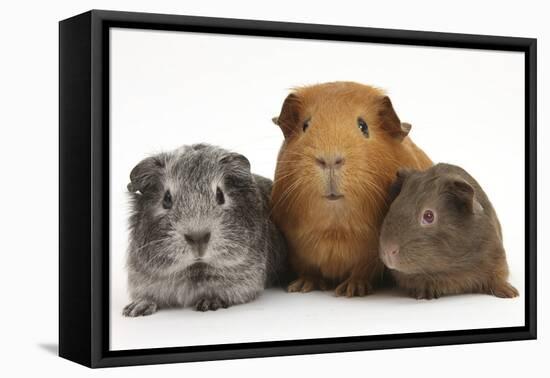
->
[162,190,173,209]
[357,117,369,137]
[421,209,435,225]
[302,119,310,132]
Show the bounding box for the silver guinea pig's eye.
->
[162,190,173,209]
[216,187,225,205]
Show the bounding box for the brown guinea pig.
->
[271,81,432,297]
[379,163,519,299]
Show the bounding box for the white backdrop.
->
[110,28,525,350]
[1,0,548,377]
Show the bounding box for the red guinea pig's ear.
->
[273,93,303,138]
[378,96,411,141]
[443,177,475,213]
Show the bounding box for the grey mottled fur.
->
[123,144,288,316]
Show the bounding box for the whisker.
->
[132,236,173,253]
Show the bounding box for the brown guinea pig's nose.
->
[381,242,400,268]
[384,245,399,257]
[315,155,345,169]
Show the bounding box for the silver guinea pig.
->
[123,144,288,315]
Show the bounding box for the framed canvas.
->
[59,9,537,368]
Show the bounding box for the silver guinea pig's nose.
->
[184,231,211,257]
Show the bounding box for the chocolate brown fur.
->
[379,163,518,299]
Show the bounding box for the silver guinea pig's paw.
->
[194,296,230,312]
[122,299,159,317]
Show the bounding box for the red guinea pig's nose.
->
[316,155,345,169]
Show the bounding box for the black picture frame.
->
[59,9,537,368]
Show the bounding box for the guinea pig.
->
[123,144,288,316]
[379,163,519,299]
[271,81,432,297]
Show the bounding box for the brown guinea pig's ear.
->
[388,168,413,203]
[378,96,411,141]
[127,155,165,193]
[443,177,475,212]
[274,93,302,138]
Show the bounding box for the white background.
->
[110,28,525,350]
[0,0,548,376]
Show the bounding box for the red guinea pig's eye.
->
[422,209,435,225]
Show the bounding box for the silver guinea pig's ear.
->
[219,152,251,175]
[127,154,166,193]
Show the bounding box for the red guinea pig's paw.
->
[287,277,316,293]
[490,281,519,298]
[335,278,372,297]
[409,287,440,300]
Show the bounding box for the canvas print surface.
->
[109,28,525,351]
